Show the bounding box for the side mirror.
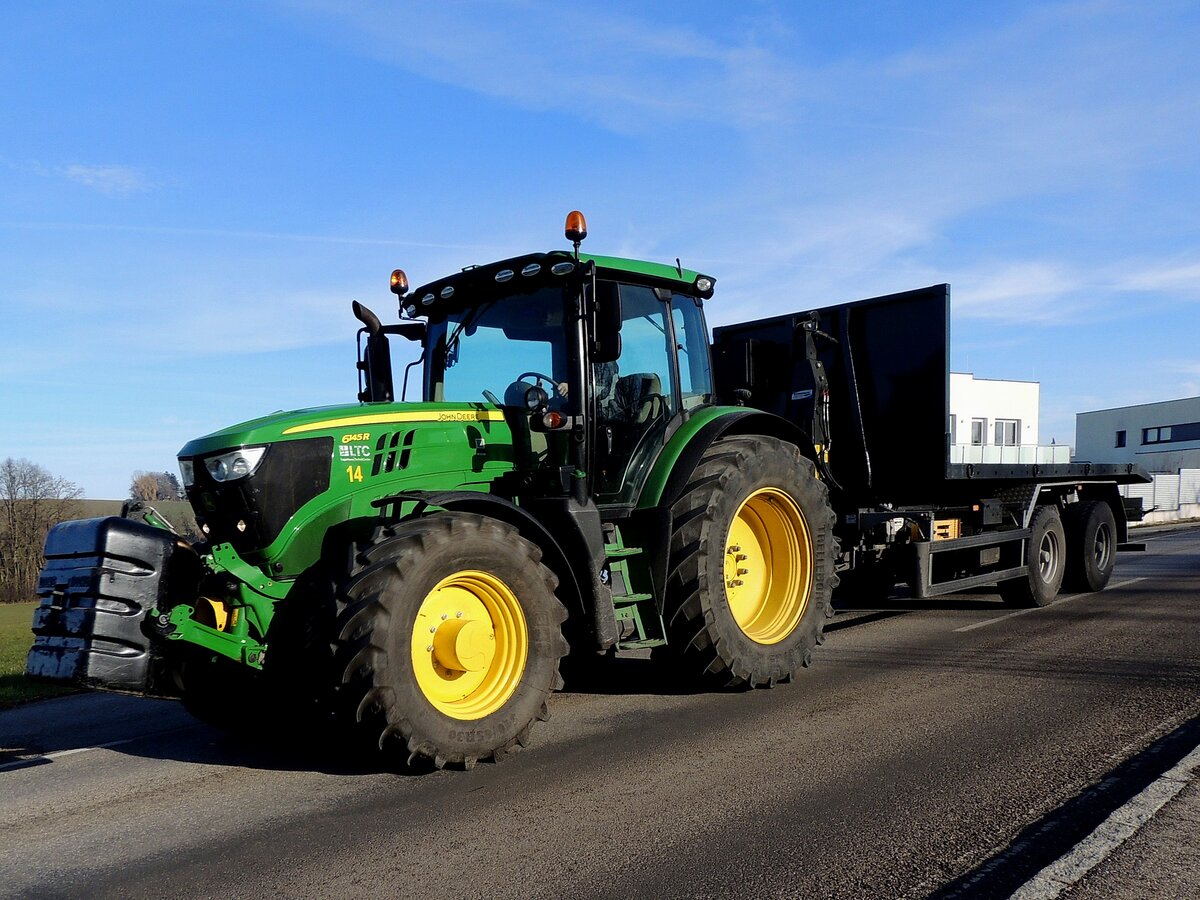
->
[593,280,622,364]
[383,321,426,342]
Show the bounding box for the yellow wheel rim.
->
[409,570,528,720]
[724,488,813,645]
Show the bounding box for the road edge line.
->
[1010,741,1200,899]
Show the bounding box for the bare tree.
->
[0,458,83,603]
[129,470,183,501]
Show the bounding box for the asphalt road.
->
[2,526,1198,899]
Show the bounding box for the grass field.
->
[0,601,75,709]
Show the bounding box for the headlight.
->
[179,459,195,487]
[204,447,267,483]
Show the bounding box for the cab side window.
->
[600,285,673,423]
[671,292,713,410]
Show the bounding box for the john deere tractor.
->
[29,212,837,768]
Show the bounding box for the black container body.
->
[713,285,950,506]
[26,516,198,694]
[712,285,1148,508]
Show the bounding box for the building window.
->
[995,419,1020,446]
[1115,430,1126,448]
[971,418,986,445]
[1143,426,1172,444]
[1141,422,1199,446]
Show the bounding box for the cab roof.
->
[403,250,711,319]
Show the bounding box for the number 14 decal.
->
[346,465,364,483]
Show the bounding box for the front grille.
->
[186,437,333,554]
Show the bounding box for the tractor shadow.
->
[559,651,707,697]
[1,691,435,777]
[112,721,418,776]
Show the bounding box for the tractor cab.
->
[355,212,718,510]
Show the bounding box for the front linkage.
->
[28,514,278,697]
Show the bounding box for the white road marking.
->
[1010,740,1200,899]
[953,578,1146,633]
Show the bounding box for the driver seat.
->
[613,372,663,424]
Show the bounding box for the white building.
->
[1075,396,1200,472]
[947,373,1066,464]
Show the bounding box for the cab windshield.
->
[427,287,570,405]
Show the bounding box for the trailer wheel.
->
[998,505,1066,608]
[334,512,568,769]
[659,435,837,688]
[1062,501,1117,592]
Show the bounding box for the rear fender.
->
[638,408,813,512]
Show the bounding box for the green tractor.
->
[28,212,838,768]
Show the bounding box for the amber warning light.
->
[390,269,409,296]
[565,210,587,245]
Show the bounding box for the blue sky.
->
[2,0,1198,498]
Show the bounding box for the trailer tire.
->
[333,512,568,769]
[998,505,1066,608]
[1062,501,1117,592]
[659,435,837,688]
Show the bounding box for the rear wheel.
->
[1062,501,1117,592]
[660,435,837,687]
[998,505,1065,608]
[335,512,568,768]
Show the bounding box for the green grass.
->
[0,601,75,709]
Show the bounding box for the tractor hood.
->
[178,402,506,458]
[176,401,514,572]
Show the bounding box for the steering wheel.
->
[517,371,560,389]
[482,389,501,406]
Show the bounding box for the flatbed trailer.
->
[712,284,1149,604]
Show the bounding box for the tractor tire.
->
[998,505,1066,608]
[659,435,838,688]
[334,512,568,769]
[1062,500,1117,592]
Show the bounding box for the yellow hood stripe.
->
[283,409,505,435]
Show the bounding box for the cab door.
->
[592,283,679,504]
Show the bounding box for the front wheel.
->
[998,505,1066,607]
[659,435,838,688]
[335,512,568,768]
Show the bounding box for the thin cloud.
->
[61,164,154,195]
[273,1,805,133]
[0,219,508,252]
[950,262,1087,322]
[1117,261,1200,297]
